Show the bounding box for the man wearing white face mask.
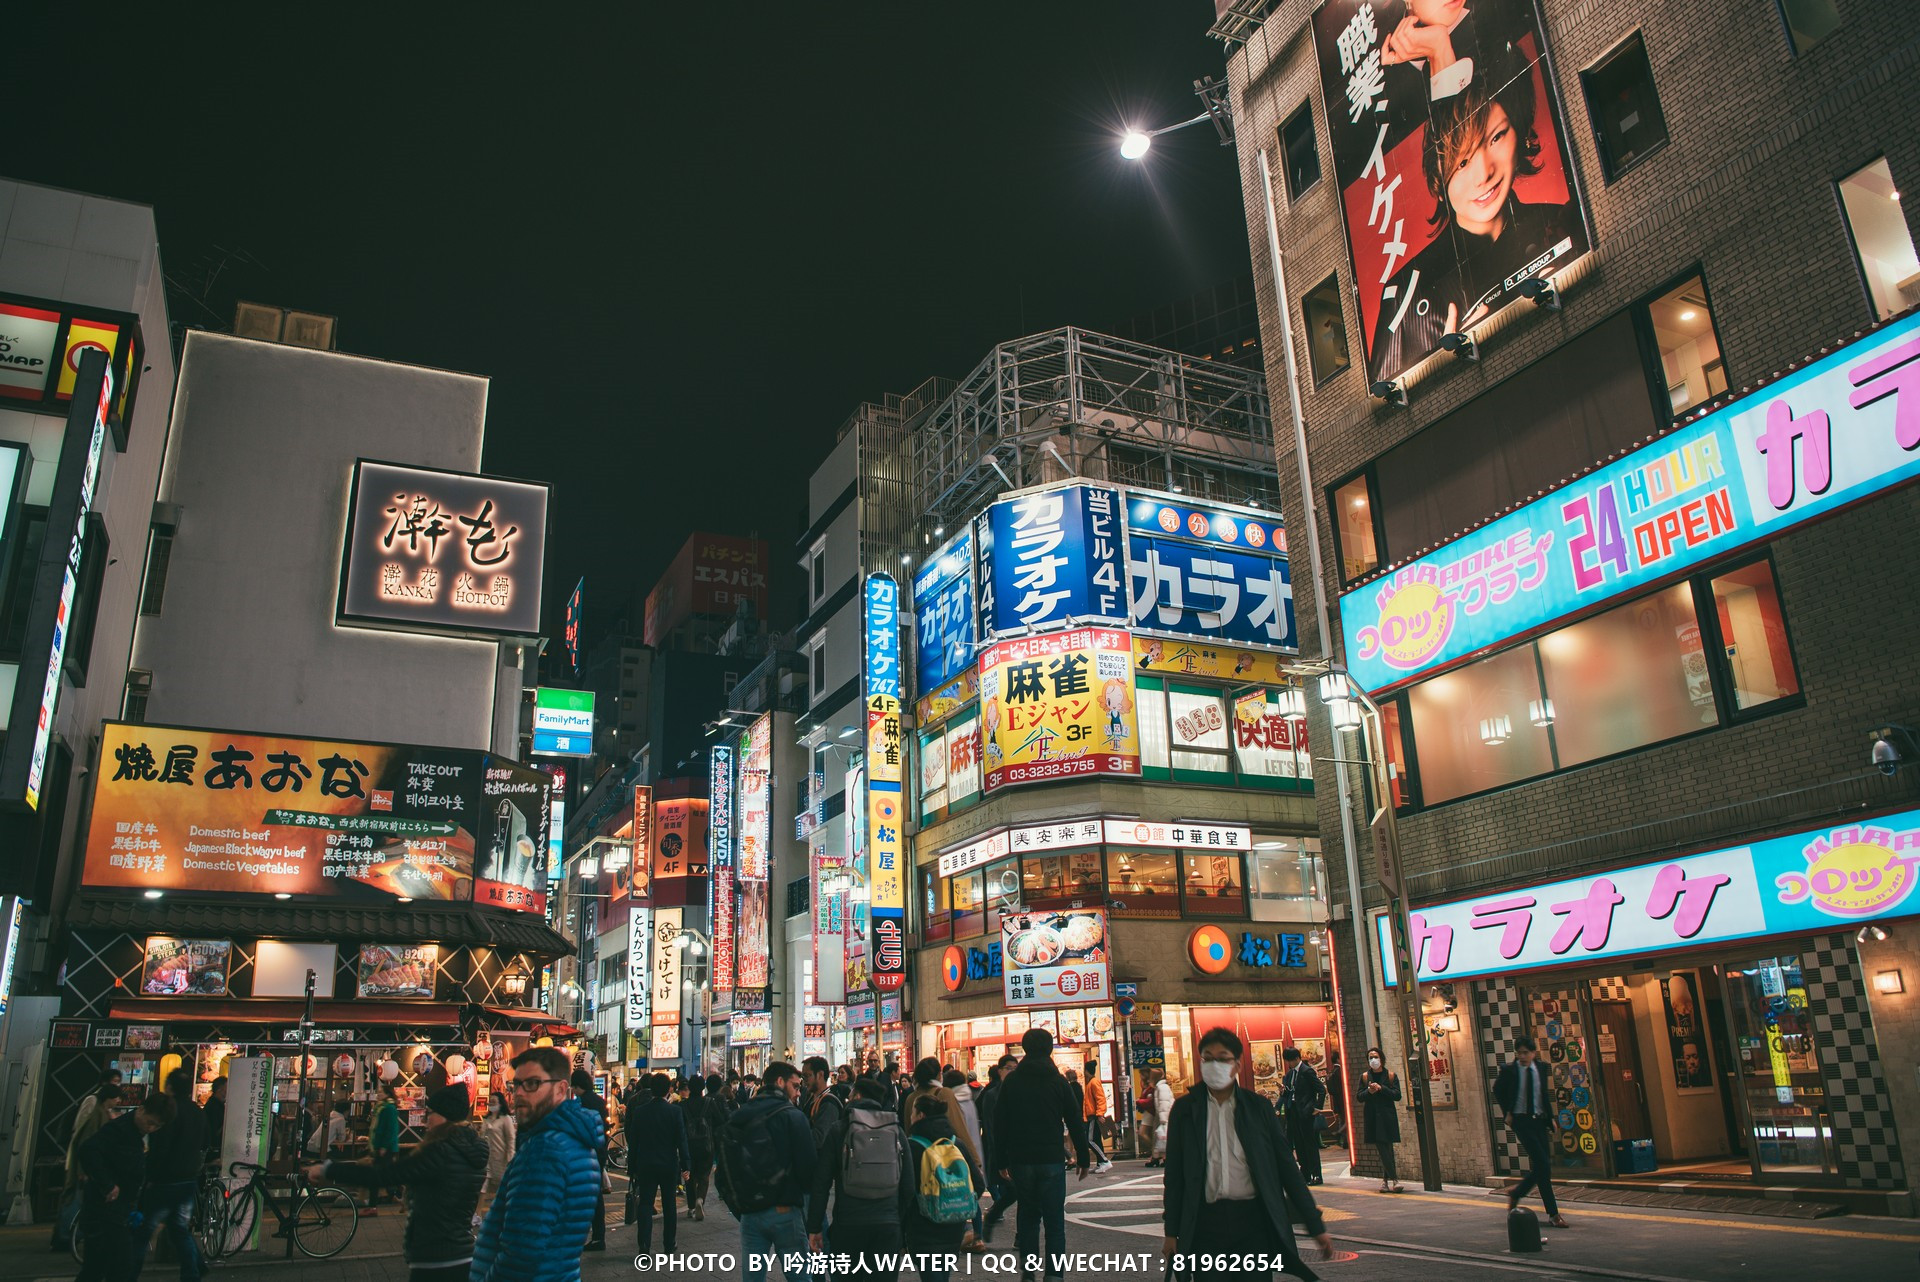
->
[1162,1028,1333,1281]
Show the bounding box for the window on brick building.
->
[1331,471,1381,584]
[1838,158,1920,320]
[1707,559,1801,713]
[1778,0,1842,54]
[1643,273,1728,416]
[1280,101,1321,200]
[1581,32,1669,181]
[1302,273,1350,386]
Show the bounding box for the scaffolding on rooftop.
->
[906,326,1278,540]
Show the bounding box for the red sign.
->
[643,532,770,647]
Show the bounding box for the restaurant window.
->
[1105,850,1178,918]
[1331,472,1381,583]
[1581,32,1669,181]
[951,869,985,939]
[1405,644,1556,805]
[1280,100,1321,200]
[1778,0,1842,54]
[1838,158,1920,320]
[1301,273,1350,387]
[1022,850,1103,911]
[1708,559,1801,712]
[1183,853,1245,916]
[1644,272,1727,416]
[1248,838,1327,924]
[1168,685,1231,778]
[1539,582,1713,768]
[1137,677,1171,774]
[983,858,1020,936]
[922,867,951,944]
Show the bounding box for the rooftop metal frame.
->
[907,326,1278,539]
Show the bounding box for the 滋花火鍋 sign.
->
[1398,808,1920,984]
[338,460,549,640]
[1341,310,1920,693]
[1002,909,1110,1008]
[1313,0,1591,388]
[85,722,549,914]
[978,628,1140,793]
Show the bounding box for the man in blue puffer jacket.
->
[472,1047,604,1282]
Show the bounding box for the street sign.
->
[1116,996,1135,1017]
[1114,983,1138,997]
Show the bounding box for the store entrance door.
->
[1589,1000,1651,1143]
[1719,955,1834,1179]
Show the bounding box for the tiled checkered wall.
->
[1803,933,1905,1190]
[1475,977,1527,1176]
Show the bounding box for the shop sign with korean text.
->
[977,484,1126,635]
[978,627,1139,793]
[1125,491,1297,652]
[914,530,976,696]
[1002,909,1110,1008]
[865,573,906,990]
[85,720,548,914]
[1343,310,1920,694]
[708,744,736,995]
[338,459,549,640]
[1401,806,1920,983]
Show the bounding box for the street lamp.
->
[1116,77,1233,161]
[1310,660,1441,1193]
[502,969,530,999]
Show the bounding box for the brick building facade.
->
[1223,0,1920,1208]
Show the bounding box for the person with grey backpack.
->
[808,1077,913,1278]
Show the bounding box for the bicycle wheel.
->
[292,1186,358,1259]
[222,1185,260,1257]
[70,1229,84,1265]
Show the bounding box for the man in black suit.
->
[1493,1038,1567,1227]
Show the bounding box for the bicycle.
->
[212,1160,359,1259]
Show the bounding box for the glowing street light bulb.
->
[1121,131,1152,160]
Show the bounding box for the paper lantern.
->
[445,1054,467,1076]
[379,1059,401,1082]
[332,1054,355,1078]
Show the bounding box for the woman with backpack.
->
[904,1095,983,1282]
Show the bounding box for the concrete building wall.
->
[137,332,509,752]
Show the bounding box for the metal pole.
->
[297,968,315,1171]
[1256,146,1381,1051]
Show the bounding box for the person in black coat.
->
[903,1097,983,1282]
[625,1074,692,1253]
[76,1093,176,1282]
[130,1071,208,1282]
[683,1077,716,1221]
[311,1085,488,1282]
[990,1029,1090,1282]
[1492,1038,1567,1226]
[1162,1028,1332,1282]
[808,1078,913,1277]
[1278,1047,1325,1185]
[1357,1047,1405,1193]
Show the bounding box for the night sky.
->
[7,4,1251,651]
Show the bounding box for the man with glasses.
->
[1161,1028,1333,1281]
[472,1048,606,1282]
[716,1062,817,1282]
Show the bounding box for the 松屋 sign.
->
[338,459,549,640]
[865,574,906,991]
[1342,309,1920,693]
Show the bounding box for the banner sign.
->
[916,664,979,728]
[708,745,736,995]
[813,849,847,1005]
[1002,909,1110,1008]
[737,716,772,882]
[1132,635,1295,683]
[141,938,232,996]
[85,721,548,913]
[1102,820,1252,850]
[844,763,870,996]
[979,627,1140,793]
[979,485,1127,635]
[1125,492,1287,554]
[337,459,549,640]
[357,944,439,998]
[728,1012,773,1045]
[1230,689,1310,782]
[627,909,651,1029]
[1312,0,1591,388]
[1128,537,1297,652]
[914,530,976,697]
[532,688,595,757]
[1341,309,1920,692]
[1401,808,1920,983]
[650,907,684,1032]
[865,573,907,991]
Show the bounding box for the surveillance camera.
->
[1871,725,1918,775]
[1873,735,1903,775]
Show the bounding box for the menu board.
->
[141,938,232,996]
[1001,909,1111,1009]
[357,944,440,998]
[85,722,549,914]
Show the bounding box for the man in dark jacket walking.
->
[76,1092,175,1282]
[976,1055,1018,1241]
[716,1063,816,1282]
[990,1029,1090,1282]
[625,1074,691,1254]
[568,1070,610,1251]
[472,1048,605,1282]
[1493,1038,1568,1227]
[1278,1047,1325,1185]
[808,1077,912,1276]
[1162,1028,1332,1281]
[801,1057,846,1246]
[130,1071,207,1282]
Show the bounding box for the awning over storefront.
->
[66,897,575,956]
[108,999,463,1026]
[482,1006,579,1036]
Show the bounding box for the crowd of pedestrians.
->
[53,1026,1364,1282]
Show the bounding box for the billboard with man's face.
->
[1313,0,1590,386]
